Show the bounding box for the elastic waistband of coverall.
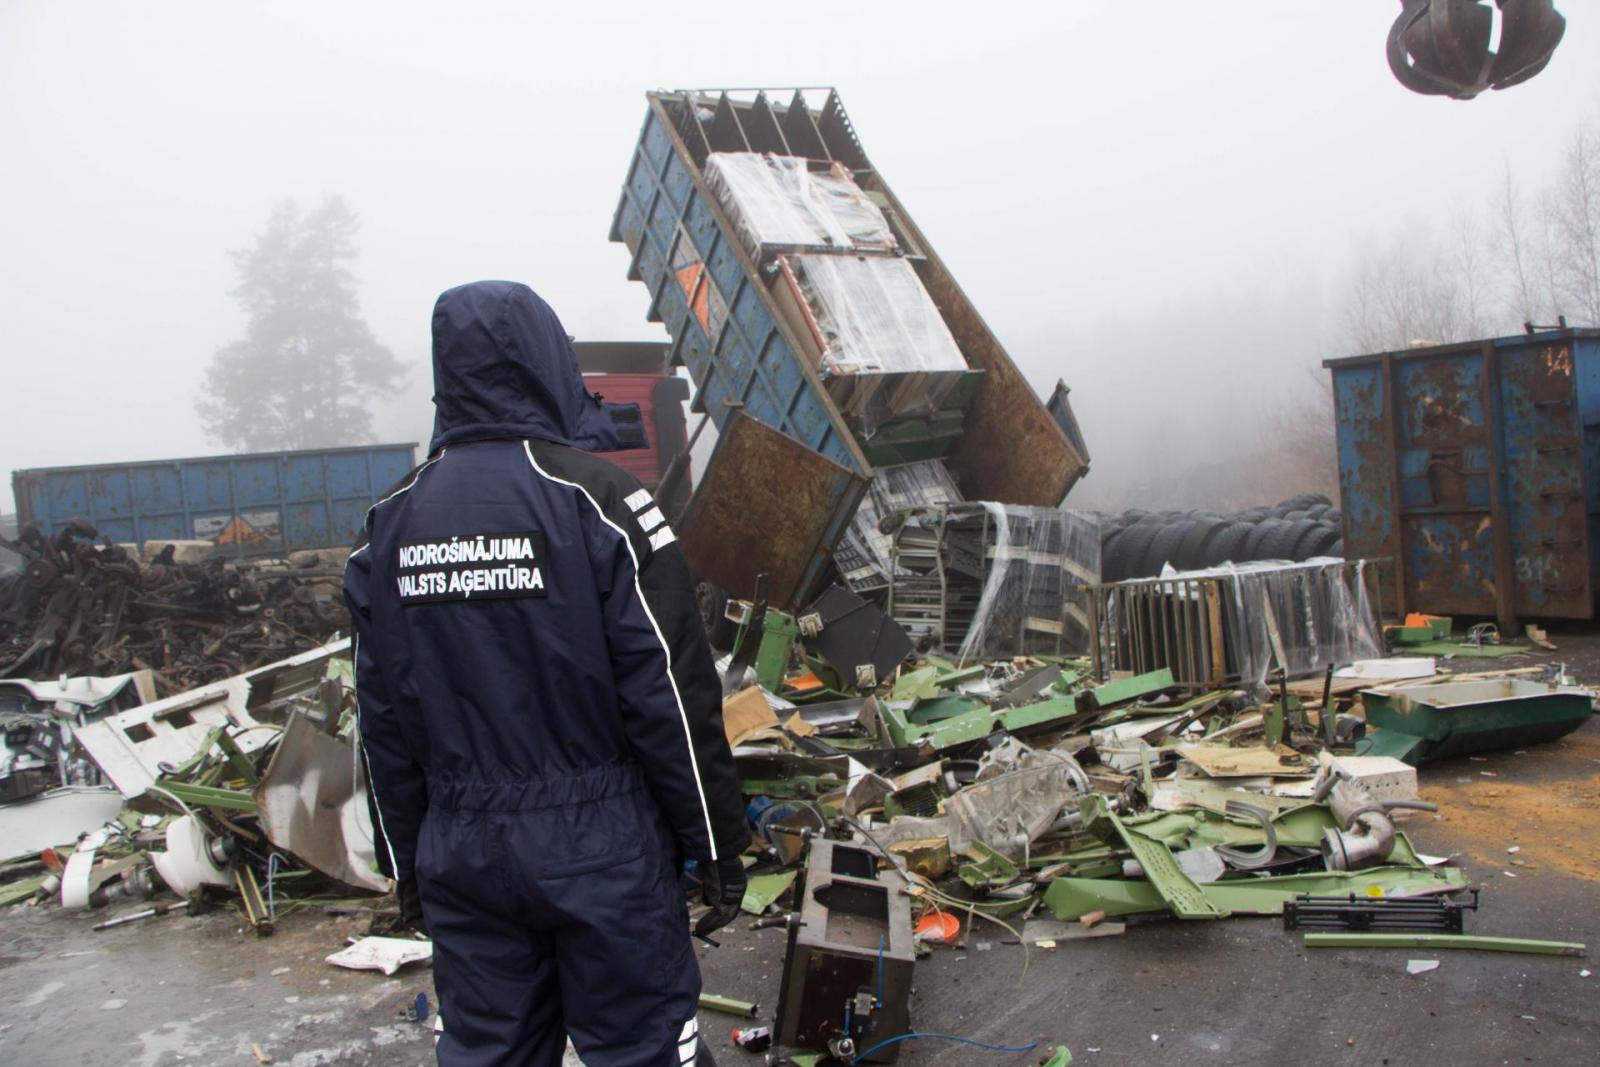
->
[426,761,647,812]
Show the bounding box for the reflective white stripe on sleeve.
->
[649,526,676,551]
[522,442,718,860]
[638,506,666,532]
[625,488,653,512]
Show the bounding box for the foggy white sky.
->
[2,2,1595,509]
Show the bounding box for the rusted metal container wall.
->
[12,444,417,555]
[1324,330,1600,625]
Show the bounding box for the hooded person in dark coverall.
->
[345,280,750,1067]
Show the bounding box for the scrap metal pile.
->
[0,637,393,935]
[704,583,1587,1062]
[0,523,349,695]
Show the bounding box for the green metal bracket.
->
[957,841,1020,889]
[739,871,798,915]
[1304,933,1586,956]
[158,781,260,813]
[736,608,801,692]
[890,666,942,702]
[879,699,995,750]
[1084,794,1226,919]
[214,730,260,788]
[698,992,759,1017]
[1079,667,1174,710]
[995,694,1080,734]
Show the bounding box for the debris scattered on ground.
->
[1,522,349,694]
[326,936,435,975]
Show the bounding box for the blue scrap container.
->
[609,88,1087,607]
[1324,329,1600,625]
[12,444,417,555]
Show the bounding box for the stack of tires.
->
[1100,493,1343,582]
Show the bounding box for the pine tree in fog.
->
[197,197,405,450]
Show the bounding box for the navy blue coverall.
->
[345,281,749,1067]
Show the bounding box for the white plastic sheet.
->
[704,152,897,261]
[1154,557,1383,691]
[326,937,434,975]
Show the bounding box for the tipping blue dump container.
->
[609,88,1088,608]
[12,443,417,555]
[1324,329,1600,626]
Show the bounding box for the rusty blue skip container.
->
[1324,329,1600,629]
[12,444,417,556]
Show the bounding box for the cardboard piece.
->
[723,687,780,747]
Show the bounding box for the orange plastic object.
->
[915,912,961,944]
[786,672,824,693]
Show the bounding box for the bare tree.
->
[1492,162,1539,326]
[1449,206,1488,338]
[1542,123,1600,323]
[1341,221,1484,352]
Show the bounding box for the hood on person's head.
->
[427,280,646,455]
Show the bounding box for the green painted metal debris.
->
[995,694,1081,734]
[957,841,1020,889]
[1361,678,1592,764]
[0,875,44,908]
[158,781,258,812]
[754,610,803,692]
[698,992,758,1017]
[880,699,994,750]
[1039,1046,1073,1066]
[1043,864,1469,921]
[1404,640,1524,658]
[740,871,797,915]
[1078,667,1174,711]
[1383,624,1436,646]
[1081,795,1225,918]
[1304,932,1586,956]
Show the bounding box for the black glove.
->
[396,878,429,936]
[693,857,747,944]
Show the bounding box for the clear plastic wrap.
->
[956,504,1102,663]
[774,253,974,432]
[1097,558,1382,693]
[888,503,1103,660]
[836,461,962,593]
[704,152,897,262]
[1201,558,1382,691]
[782,254,968,377]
